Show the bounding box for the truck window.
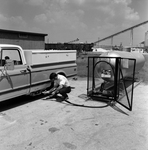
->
[1,49,23,66]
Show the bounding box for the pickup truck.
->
[0,44,77,102]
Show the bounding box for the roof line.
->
[0,28,48,36]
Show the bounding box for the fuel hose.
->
[63,98,111,108]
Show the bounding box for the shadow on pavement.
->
[0,94,46,112]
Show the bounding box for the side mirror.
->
[5,59,14,70]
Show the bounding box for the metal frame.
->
[87,56,136,111]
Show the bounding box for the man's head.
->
[50,72,57,81]
[5,56,10,60]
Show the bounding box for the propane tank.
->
[96,51,145,82]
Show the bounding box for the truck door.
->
[0,48,30,101]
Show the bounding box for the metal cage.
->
[87,56,136,111]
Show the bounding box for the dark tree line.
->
[45,43,94,51]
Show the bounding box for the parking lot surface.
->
[0,77,148,150]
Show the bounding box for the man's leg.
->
[59,86,71,99]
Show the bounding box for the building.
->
[0,29,47,49]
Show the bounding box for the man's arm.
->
[52,84,63,95]
[42,87,56,95]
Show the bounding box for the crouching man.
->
[44,72,71,100]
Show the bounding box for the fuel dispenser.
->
[87,51,145,111]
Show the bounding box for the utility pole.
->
[145,31,148,47]
[130,29,133,48]
[111,36,113,47]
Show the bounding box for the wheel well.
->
[57,71,66,77]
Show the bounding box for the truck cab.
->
[0,45,30,101]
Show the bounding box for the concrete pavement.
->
[0,77,148,150]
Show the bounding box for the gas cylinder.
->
[95,51,145,82]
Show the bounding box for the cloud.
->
[73,0,86,5]
[34,10,86,30]
[32,0,140,41]
[124,7,139,21]
[27,0,45,6]
[56,0,69,4]
[34,2,86,31]
[27,0,139,23]
[0,14,7,22]
[54,0,86,6]
[95,0,139,25]
[114,0,132,5]
[0,14,27,30]
[9,16,26,25]
[34,14,48,23]
[97,5,115,17]
[10,0,45,6]
[111,0,139,21]
[0,0,143,44]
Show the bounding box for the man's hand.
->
[42,91,50,95]
[51,91,55,95]
[51,90,59,95]
[42,87,58,95]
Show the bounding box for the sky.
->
[0,0,148,46]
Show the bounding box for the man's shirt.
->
[54,74,70,87]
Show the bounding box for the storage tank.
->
[95,51,145,82]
